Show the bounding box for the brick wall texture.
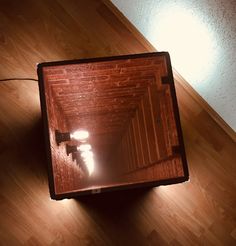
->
[42,54,185,195]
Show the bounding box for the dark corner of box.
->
[49,186,60,200]
[37,62,43,74]
[182,165,190,183]
[163,51,171,60]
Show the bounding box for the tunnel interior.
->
[39,54,186,196]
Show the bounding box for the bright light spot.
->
[150,6,217,86]
[58,198,76,208]
[70,130,89,141]
[81,150,93,159]
[49,197,73,206]
[77,144,92,152]
[84,157,95,176]
[80,150,94,176]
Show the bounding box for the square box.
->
[38,52,189,200]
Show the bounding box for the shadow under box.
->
[37,52,189,200]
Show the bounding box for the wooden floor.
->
[0,0,235,245]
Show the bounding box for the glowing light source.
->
[70,130,89,141]
[81,150,93,159]
[84,157,95,176]
[55,129,89,145]
[80,150,94,176]
[65,143,95,176]
[78,144,92,152]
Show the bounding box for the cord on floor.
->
[0,78,38,82]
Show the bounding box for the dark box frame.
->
[37,52,189,200]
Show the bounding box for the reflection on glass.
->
[78,144,92,152]
[70,130,89,141]
[81,151,95,176]
[42,54,186,197]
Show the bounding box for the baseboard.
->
[102,0,236,143]
[173,71,236,142]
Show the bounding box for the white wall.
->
[111,0,236,132]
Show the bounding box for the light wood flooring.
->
[0,0,235,245]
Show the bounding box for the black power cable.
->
[0,78,38,82]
